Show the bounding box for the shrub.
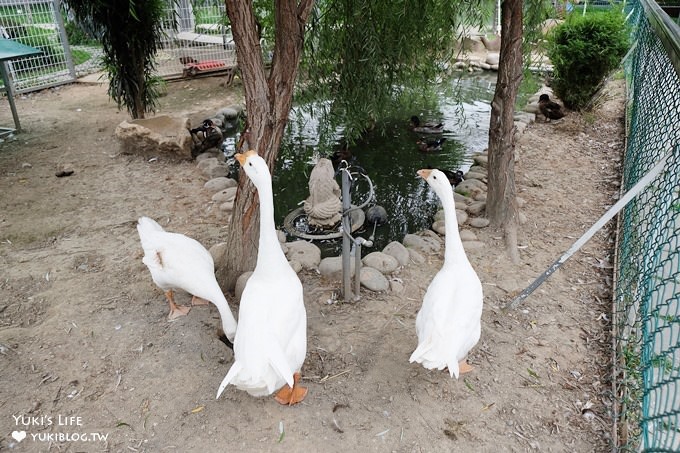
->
[547,9,629,110]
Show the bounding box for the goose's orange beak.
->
[235,150,258,166]
[417,169,432,179]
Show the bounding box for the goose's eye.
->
[433,175,437,179]
[248,162,253,166]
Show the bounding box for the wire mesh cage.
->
[0,0,75,92]
[156,0,237,79]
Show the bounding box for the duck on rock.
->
[409,116,444,134]
[409,168,483,378]
[217,150,308,405]
[538,94,565,121]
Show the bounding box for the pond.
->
[235,72,498,256]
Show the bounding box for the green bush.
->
[547,9,629,110]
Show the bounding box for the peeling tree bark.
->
[216,0,315,291]
[486,0,523,264]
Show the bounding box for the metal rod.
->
[341,167,352,302]
[354,242,362,301]
[507,152,670,310]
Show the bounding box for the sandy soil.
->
[0,75,623,452]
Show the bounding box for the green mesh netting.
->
[615,0,680,450]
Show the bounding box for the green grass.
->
[71,48,92,66]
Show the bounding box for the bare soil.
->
[0,75,623,452]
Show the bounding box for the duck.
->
[190,119,223,157]
[442,169,464,187]
[417,137,446,153]
[410,116,444,134]
[136,216,238,344]
[409,168,483,378]
[216,150,308,405]
[538,94,565,121]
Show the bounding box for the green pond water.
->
[228,72,498,256]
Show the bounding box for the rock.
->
[454,192,474,206]
[465,171,487,181]
[467,201,486,216]
[204,177,237,192]
[115,116,193,159]
[456,179,487,199]
[481,35,501,51]
[289,260,302,273]
[474,193,487,202]
[515,121,528,135]
[216,105,243,120]
[433,210,468,233]
[468,165,487,175]
[285,241,321,270]
[457,209,469,225]
[460,229,478,241]
[389,279,405,294]
[208,242,228,263]
[319,256,354,280]
[524,102,540,114]
[408,248,425,264]
[212,187,238,203]
[460,36,486,53]
[360,267,389,292]
[403,233,440,254]
[469,217,491,228]
[195,151,222,162]
[362,252,400,274]
[420,229,443,244]
[235,271,253,302]
[472,154,488,167]
[382,241,410,266]
[485,52,500,66]
[432,220,446,235]
[516,197,527,208]
[434,209,445,221]
[219,201,234,212]
[463,240,486,251]
[519,212,528,224]
[277,230,287,243]
[514,112,535,124]
[198,158,230,179]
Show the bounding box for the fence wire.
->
[615,0,680,450]
[0,0,75,92]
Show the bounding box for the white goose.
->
[409,169,483,378]
[216,150,307,405]
[137,216,238,343]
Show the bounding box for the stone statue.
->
[303,158,342,228]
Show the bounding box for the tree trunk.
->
[486,0,523,264]
[216,0,315,291]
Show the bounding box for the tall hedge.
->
[547,10,629,110]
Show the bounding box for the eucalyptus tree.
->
[217,0,487,290]
[64,0,168,119]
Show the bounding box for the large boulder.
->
[115,116,193,159]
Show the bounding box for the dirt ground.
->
[0,74,623,452]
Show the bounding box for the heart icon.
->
[11,430,27,442]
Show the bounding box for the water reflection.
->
[270,72,497,255]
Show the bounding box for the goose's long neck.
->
[211,290,237,337]
[441,187,467,265]
[255,178,287,268]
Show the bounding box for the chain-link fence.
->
[614,0,680,450]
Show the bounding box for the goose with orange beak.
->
[217,150,308,405]
[409,168,483,378]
